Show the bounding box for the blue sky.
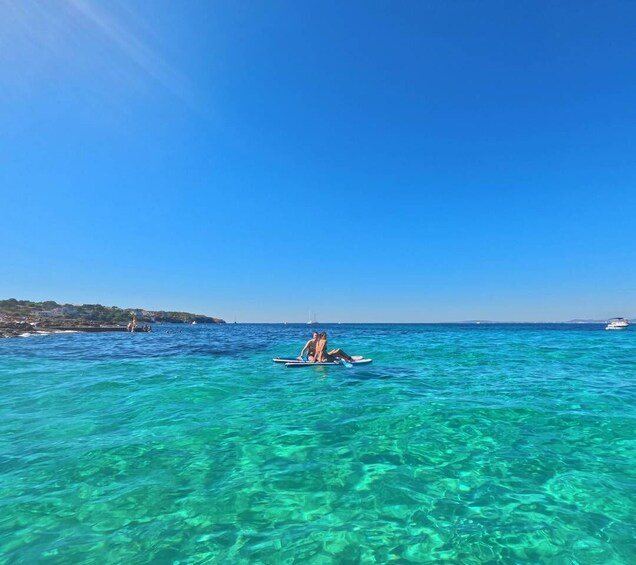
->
[1,1,634,322]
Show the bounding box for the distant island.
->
[0,298,225,338]
[459,319,613,324]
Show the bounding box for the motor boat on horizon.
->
[606,317,629,330]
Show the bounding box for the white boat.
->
[606,317,629,330]
[307,311,318,325]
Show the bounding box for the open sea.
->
[1,323,635,564]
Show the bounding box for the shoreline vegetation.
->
[0,299,225,338]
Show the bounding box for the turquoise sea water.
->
[1,324,635,564]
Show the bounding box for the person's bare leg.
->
[328,349,353,362]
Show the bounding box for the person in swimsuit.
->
[299,332,319,361]
[314,332,354,363]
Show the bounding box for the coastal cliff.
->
[0,299,225,338]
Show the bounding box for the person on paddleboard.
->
[314,332,355,363]
[299,332,319,362]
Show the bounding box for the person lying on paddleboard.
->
[314,332,354,363]
[299,332,319,362]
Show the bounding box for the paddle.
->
[338,359,353,368]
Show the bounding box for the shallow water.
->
[1,324,635,563]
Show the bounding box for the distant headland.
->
[0,299,225,338]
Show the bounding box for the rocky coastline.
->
[0,299,226,338]
[0,317,133,338]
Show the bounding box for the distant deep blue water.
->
[1,324,635,563]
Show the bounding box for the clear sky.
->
[1,1,635,322]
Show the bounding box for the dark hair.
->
[320,332,327,339]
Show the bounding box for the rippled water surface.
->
[1,324,635,563]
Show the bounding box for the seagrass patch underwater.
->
[1,324,635,563]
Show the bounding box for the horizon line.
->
[228,320,623,325]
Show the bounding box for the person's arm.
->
[314,340,324,362]
[299,340,310,359]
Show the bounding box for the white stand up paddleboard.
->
[273,357,372,368]
[273,355,365,364]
